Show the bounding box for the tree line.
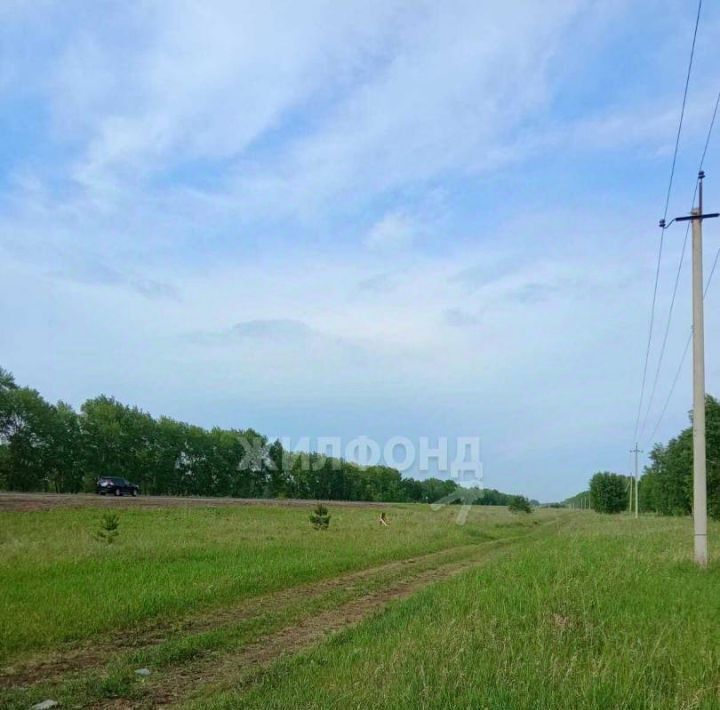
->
[0,367,524,505]
[640,395,720,517]
[564,489,591,509]
[570,395,720,517]
[564,475,631,514]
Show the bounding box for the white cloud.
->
[443,308,480,327]
[48,1,408,189]
[192,318,315,343]
[364,212,416,251]
[0,0,589,213]
[222,0,586,216]
[2,0,720,501]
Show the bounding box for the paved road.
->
[0,491,390,512]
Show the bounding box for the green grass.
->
[12,506,715,709]
[0,502,539,662]
[203,514,720,709]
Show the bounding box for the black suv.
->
[96,476,140,497]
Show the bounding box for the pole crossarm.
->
[675,213,719,222]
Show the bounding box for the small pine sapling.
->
[95,512,120,543]
[309,503,331,530]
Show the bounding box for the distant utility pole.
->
[627,474,633,514]
[662,170,719,567]
[630,444,641,519]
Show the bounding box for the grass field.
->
[0,502,532,660]
[216,514,720,710]
[3,502,720,708]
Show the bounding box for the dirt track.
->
[2,520,563,707]
[0,492,389,513]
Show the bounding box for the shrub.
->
[508,495,532,514]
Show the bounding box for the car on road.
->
[96,476,140,497]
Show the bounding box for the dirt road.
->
[2,519,564,707]
[0,492,389,513]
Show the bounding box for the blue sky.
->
[2,0,720,501]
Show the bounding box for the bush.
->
[589,472,628,514]
[309,503,331,530]
[508,495,532,514]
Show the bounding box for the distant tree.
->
[0,444,8,486]
[508,495,532,514]
[564,490,591,509]
[589,472,628,514]
[400,477,424,502]
[46,402,84,493]
[266,439,286,497]
[2,386,57,491]
[0,367,17,392]
[475,488,514,506]
[420,477,458,503]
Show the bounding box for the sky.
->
[1,0,720,501]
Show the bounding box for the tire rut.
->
[5,517,565,708]
[3,539,505,687]
[106,520,566,708]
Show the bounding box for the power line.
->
[646,239,720,446]
[639,205,691,442]
[640,91,720,445]
[660,0,703,225]
[639,89,720,440]
[633,0,704,444]
[699,89,720,168]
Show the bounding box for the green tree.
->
[640,396,720,518]
[589,472,628,514]
[2,387,58,491]
[46,402,84,492]
[0,367,17,393]
[80,396,157,490]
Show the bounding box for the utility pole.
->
[630,445,641,519]
[663,171,719,567]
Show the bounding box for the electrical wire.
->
[633,0,704,444]
[646,241,720,445]
[640,89,720,442]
